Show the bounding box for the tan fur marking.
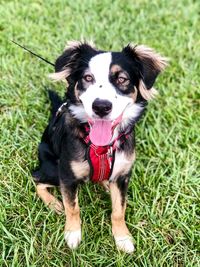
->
[129,86,138,102]
[65,40,96,50]
[132,44,168,71]
[49,40,96,82]
[65,40,83,50]
[110,182,130,237]
[70,160,90,179]
[61,190,81,232]
[100,180,110,192]
[74,82,80,101]
[110,64,122,73]
[138,80,158,100]
[48,68,71,82]
[36,183,63,214]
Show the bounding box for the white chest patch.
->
[109,151,135,182]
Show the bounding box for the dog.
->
[32,41,167,253]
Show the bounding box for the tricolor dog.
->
[32,41,167,253]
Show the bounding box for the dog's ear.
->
[49,41,97,81]
[122,44,168,100]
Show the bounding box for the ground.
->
[0,0,199,266]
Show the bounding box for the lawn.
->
[0,0,199,266]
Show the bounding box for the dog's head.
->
[50,41,167,146]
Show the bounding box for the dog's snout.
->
[92,98,112,117]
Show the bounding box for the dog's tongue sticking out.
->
[89,120,113,146]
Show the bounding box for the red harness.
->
[83,127,129,183]
[55,103,130,183]
[84,135,115,182]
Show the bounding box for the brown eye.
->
[117,76,129,85]
[83,74,93,82]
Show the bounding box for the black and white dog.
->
[33,41,167,253]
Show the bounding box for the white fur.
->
[79,53,133,121]
[69,102,143,132]
[114,235,135,253]
[65,229,81,249]
[69,104,88,122]
[120,103,144,129]
[109,151,134,182]
[69,53,144,132]
[110,102,144,142]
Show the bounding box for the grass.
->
[0,0,199,266]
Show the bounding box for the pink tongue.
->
[89,120,112,146]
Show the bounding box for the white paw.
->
[64,229,81,249]
[115,235,135,253]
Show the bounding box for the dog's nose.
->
[92,98,112,117]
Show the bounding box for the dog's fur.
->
[32,41,167,253]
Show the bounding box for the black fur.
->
[33,42,165,195]
[32,42,166,248]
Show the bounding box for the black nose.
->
[92,98,112,117]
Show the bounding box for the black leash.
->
[11,40,55,67]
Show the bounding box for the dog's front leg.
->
[110,177,134,253]
[60,165,81,249]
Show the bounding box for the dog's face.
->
[50,41,167,145]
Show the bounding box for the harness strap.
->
[83,129,130,183]
[85,142,115,183]
[55,102,130,183]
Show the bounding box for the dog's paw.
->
[114,235,135,253]
[64,229,81,249]
[48,199,63,214]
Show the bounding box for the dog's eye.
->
[83,74,94,82]
[117,76,129,85]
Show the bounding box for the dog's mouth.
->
[88,113,123,146]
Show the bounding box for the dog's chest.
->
[109,150,135,182]
[70,148,134,182]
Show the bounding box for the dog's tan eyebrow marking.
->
[110,65,129,80]
[110,64,122,73]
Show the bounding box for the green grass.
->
[0,0,200,266]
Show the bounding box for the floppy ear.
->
[49,41,97,81]
[122,44,168,100]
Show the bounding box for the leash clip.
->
[56,102,68,116]
[107,146,113,157]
